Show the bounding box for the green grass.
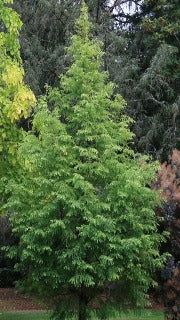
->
[118,310,163,320]
[0,311,50,320]
[0,310,163,320]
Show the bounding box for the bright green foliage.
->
[6,3,167,320]
[0,0,35,211]
[0,0,35,143]
[0,0,35,159]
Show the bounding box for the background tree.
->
[142,0,179,47]
[155,149,180,320]
[0,0,35,286]
[12,0,140,95]
[12,0,80,95]
[6,4,167,320]
[107,0,180,160]
[0,0,35,179]
[133,0,180,159]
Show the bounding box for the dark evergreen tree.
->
[13,0,80,95]
[133,0,180,159]
[107,0,180,160]
[12,0,139,95]
[142,0,179,48]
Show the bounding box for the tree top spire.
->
[75,0,93,40]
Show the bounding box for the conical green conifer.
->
[6,3,167,320]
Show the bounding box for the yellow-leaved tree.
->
[0,0,36,209]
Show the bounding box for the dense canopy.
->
[0,1,179,320]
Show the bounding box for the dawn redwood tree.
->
[6,3,167,319]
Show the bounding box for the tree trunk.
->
[96,0,100,23]
[79,295,87,320]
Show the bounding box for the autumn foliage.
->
[157,149,180,203]
[156,149,180,320]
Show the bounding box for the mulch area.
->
[0,288,48,311]
[148,298,164,311]
[0,288,164,312]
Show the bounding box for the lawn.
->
[0,312,50,320]
[0,310,164,320]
